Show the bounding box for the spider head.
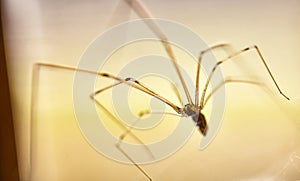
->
[192,112,208,136]
[183,104,208,136]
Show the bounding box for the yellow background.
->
[3,0,300,180]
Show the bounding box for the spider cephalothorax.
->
[182,104,208,136]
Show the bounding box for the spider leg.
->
[202,76,266,108]
[195,43,233,107]
[92,95,153,180]
[34,62,182,114]
[115,143,152,181]
[199,45,290,109]
[124,0,193,105]
[114,111,182,181]
[91,75,182,114]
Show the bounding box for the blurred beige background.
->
[3,0,300,180]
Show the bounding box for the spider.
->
[31,0,290,180]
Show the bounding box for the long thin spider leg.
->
[91,77,159,98]
[124,0,193,105]
[91,95,154,181]
[115,144,152,181]
[119,111,182,143]
[115,111,182,181]
[30,63,153,174]
[92,77,182,113]
[92,76,184,108]
[35,63,182,114]
[200,45,290,109]
[30,63,42,172]
[117,111,182,159]
[202,77,265,108]
[106,0,131,28]
[195,43,232,107]
[169,82,183,106]
[97,75,182,114]
[88,92,153,156]
[92,95,153,180]
[93,77,183,105]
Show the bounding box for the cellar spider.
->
[31,0,290,180]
